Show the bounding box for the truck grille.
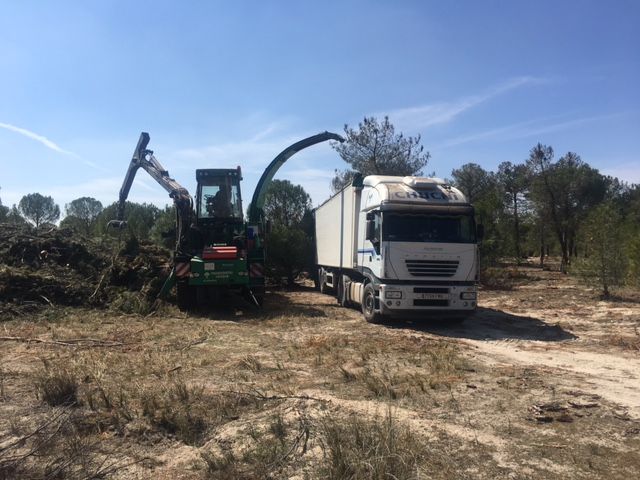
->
[405,259,459,277]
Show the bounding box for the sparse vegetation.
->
[318,409,428,479]
[0,267,638,479]
[139,380,209,445]
[34,365,79,407]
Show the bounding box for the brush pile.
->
[0,223,171,317]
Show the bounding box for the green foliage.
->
[331,116,430,192]
[63,197,103,234]
[527,145,606,271]
[619,185,640,286]
[450,163,504,267]
[94,201,160,240]
[18,193,60,230]
[267,226,311,286]
[263,181,314,285]
[151,205,177,249]
[0,187,8,221]
[451,163,495,204]
[263,179,311,227]
[5,204,27,225]
[497,161,531,260]
[573,202,626,296]
[626,227,640,288]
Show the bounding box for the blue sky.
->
[1,0,638,213]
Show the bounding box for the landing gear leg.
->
[246,286,265,307]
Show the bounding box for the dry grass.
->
[200,406,455,480]
[201,408,311,479]
[605,334,640,351]
[604,323,640,351]
[318,409,433,480]
[34,364,79,407]
[2,277,639,479]
[139,380,209,445]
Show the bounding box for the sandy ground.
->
[1,266,639,479]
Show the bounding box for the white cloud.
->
[385,76,550,131]
[0,121,106,171]
[434,112,627,149]
[0,121,76,155]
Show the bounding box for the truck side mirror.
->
[476,224,484,241]
[366,220,375,242]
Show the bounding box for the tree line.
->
[0,190,175,247]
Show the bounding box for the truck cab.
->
[315,175,481,323]
[358,176,478,320]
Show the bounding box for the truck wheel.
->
[362,283,383,323]
[177,282,194,311]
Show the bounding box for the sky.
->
[1,0,638,215]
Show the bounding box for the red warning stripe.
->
[175,262,190,278]
[249,263,264,278]
[203,246,238,260]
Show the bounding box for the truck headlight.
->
[460,292,476,300]
[385,290,402,299]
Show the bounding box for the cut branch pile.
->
[0,223,171,316]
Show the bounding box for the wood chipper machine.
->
[109,131,343,309]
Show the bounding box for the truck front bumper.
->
[378,283,477,318]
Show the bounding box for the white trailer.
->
[314,175,481,323]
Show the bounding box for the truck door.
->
[360,211,383,278]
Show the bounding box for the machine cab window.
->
[196,169,243,220]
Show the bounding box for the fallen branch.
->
[180,335,209,352]
[0,336,124,348]
[0,409,70,454]
[39,295,53,306]
[89,252,117,300]
[221,387,329,404]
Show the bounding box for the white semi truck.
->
[314,174,482,323]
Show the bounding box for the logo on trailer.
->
[175,262,190,278]
[250,263,264,278]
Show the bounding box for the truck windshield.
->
[383,213,476,243]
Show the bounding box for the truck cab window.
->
[371,212,381,253]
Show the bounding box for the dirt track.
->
[1,266,639,478]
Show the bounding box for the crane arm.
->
[109,132,193,251]
[248,131,344,223]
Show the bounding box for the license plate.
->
[204,263,216,271]
[418,293,448,300]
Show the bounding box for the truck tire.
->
[362,283,383,323]
[177,282,194,311]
